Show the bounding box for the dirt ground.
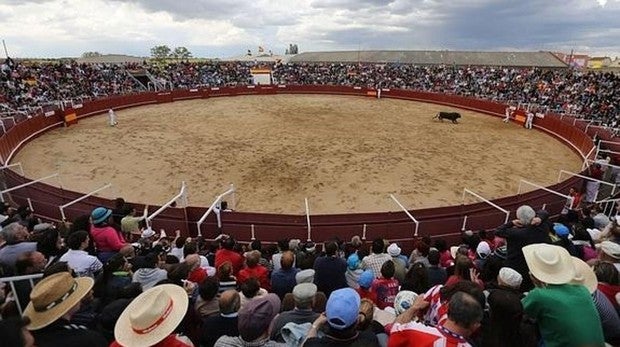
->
[13,94,583,214]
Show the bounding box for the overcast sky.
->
[1,0,619,58]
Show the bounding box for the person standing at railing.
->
[503,106,513,123]
[561,186,582,214]
[525,111,534,129]
[24,272,108,347]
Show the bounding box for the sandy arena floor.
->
[13,94,582,214]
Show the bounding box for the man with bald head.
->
[271,251,299,299]
[200,289,241,347]
[185,253,208,284]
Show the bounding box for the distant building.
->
[552,52,589,69]
[76,54,146,64]
[588,56,612,69]
[289,50,568,68]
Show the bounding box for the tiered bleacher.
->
[0,55,619,347]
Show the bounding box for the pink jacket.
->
[90,225,126,252]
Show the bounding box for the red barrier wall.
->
[0,85,612,246]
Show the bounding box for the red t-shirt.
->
[356,287,377,303]
[187,267,207,285]
[237,265,271,291]
[371,277,399,309]
[598,282,620,309]
[439,250,454,268]
[215,249,244,275]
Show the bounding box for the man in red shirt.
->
[237,250,271,291]
[389,292,483,347]
[215,237,244,276]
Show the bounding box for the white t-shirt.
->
[59,249,103,278]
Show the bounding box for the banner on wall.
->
[514,110,526,125]
[64,112,77,126]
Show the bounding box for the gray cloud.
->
[311,0,397,10]
[3,0,620,58]
[108,0,245,20]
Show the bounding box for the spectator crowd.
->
[1,57,618,125]
[1,55,620,346]
[0,198,619,347]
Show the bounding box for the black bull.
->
[434,112,462,123]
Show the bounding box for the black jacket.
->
[32,319,108,347]
[495,222,551,289]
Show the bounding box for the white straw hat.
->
[569,257,598,294]
[522,244,575,285]
[114,284,188,347]
[24,272,94,330]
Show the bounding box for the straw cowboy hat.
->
[522,244,575,285]
[23,272,94,330]
[570,256,598,294]
[114,284,188,347]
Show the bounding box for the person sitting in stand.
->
[90,207,127,263]
[24,272,108,346]
[110,284,193,347]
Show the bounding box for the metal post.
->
[390,194,420,237]
[231,184,236,209]
[305,198,311,241]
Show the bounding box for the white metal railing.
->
[583,146,598,170]
[557,170,616,196]
[597,149,620,157]
[305,198,311,241]
[196,184,236,236]
[595,196,620,218]
[0,162,24,175]
[0,273,44,316]
[0,173,60,202]
[518,179,574,210]
[598,140,620,147]
[461,188,510,230]
[59,183,112,221]
[389,194,420,237]
[585,159,620,171]
[146,181,187,228]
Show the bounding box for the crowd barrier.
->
[0,85,611,247]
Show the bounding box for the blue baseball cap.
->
[326,288,361,330]
[358,269,374,289]
[347,253,360,270]
[553,223,570,237]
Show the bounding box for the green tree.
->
[81,51,102,58]
[150,45,172,60]
[171,46,193,61]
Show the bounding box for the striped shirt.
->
[389,321,472,347]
